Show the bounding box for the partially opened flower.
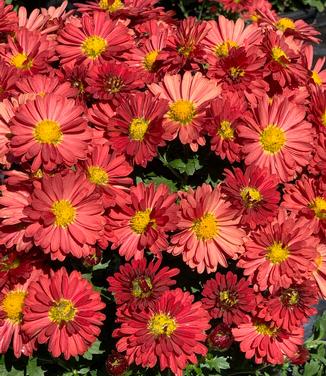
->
[22,268,105,359]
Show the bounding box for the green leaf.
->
[169,159,187,172]
[144,176,178,192]
[92,259,111,271]
[26,358,45,376]
[0,364,24,376]
[303,359,321,376]
[82,340,104,360]
[200,356,230,372]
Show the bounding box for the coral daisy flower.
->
[105,92,168,167]
[25,172,105,261]
[204,93,245,163]
[106,182,178,260]
[107,258,179,310]
[238,96,314,182]
[79,143,133,208]
[114,289,210,376]
[232,316,304,364]
[149,71,220,152]
[56,11,133,67]
[303,45,326,89]
[238,213,318,291]
[313,243,326,299]
[169,184,245,274]
[202,271,256,325]
[222,166,280,229]
[257,280,318,331]
[22,268,105,359]
[282,175,326,235]
[10,95,90,172]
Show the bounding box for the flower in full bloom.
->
[207,323,234,352]
[10,95,90,172]
[202,271,256,325]
[232,316,304,364]
[114,289,210,376]
[25,172,105,261]
[222,166,280,229]
[149,71,220,151]
[106,182,178,260]
[22,268,105,359]
[239,96,314,182]
[107,258,179,310]
[169,184,245,274]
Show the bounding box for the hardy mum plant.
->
[0,0,325,375]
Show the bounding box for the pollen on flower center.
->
[104,75,124,94]
[129,118,150,141]
[132,276,153,298]
[178,43,195,58]
[218,120,234,140]
[130,208,155,234]
[266,241,289,264]
[99,0,124,12]
[229,66,245,80]
[214,40,238,57]
[168,99,196,125]
[276,18,296,32]
[81,35,107,59]
[315,254,322,269]
[192,213,219,241]
[255,322,278,336]
[33,119,62,145]
[143,50,159,72]
[2,290,27,324]
[219,290,238,307]
[259,124,286,154]
[87,165,109,185]
[271,46,289,65]
[240,186,262,208]
[51,199,76,228]
[281,288,299,306]
[10,53,33,70]
[48,298,77,324]
[311,70,322,86]
[148,313,177,337]
[309,196,326,220]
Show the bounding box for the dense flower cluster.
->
[0,0,325,374]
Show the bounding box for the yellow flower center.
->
[192,213,219,241]
[129,118,150,141]
[311,70,322,86]
[214,40,238,58]
[255,322,278,336]
[321,111,326,127]
[132,276,153,298]
[275,18,296,32]
[143,50,159,72]
[240,187,262,208]
[99,0,124,12]
[266,241,289,264]
[81,35,107,59]
[315,254,322,269]
[10,53,33,70]
[178,43,194,58]
[48,298,77,325]
[219,290,238,307]
[33,169,44,179]
[271,46,288,66]
[104,75,124,94]
[51,199,76,228]
[229,66,245,80]
[33,120,62,145]
[309,197,326,220]
[0,257,20,271]
[281,288,299,306]
[168,100,196,125]
[218,120,234,140]
[130,209,155,235]
[148,313,177,337]
[87,166,109,186]
[1,290,27,324]
[260,124,286,154]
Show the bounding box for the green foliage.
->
[185,355,230,376]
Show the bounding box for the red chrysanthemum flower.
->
[10,95,90,172]
[238,212,318,291]
[79,143,133,208]
[61,64,89,100]
[22,268,105,359]
[282,175,326,235]
[222,166,280,229]
[217,0,254,13]
[303,46,326,89]
[257,280,318,331]
[149,71,220,152]
[105,351,129,376]
[204,93,245,163]
[0,0,18,34]
[56,11,133,67]
[309,88,326,132]
[207,323,234,352]
[288,346,310,365]
[239,96,314,182]
[202,271,256,325]
[105,92,168,167]
[85,62,144,102]
[169,184,245,274]
[106,182,178,260]
[232,316,304,364]
[25,172,105,261]
[0,62,18,101]
[114,289,210,376]
[313,243,326,299]
[107,258,179,310]
[310,133,326,176]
